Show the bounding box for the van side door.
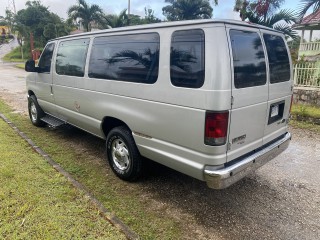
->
[52,38,90,122]
[35,42,57,115]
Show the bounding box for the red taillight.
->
[205,111,229,146]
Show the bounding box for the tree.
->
[234,0,297,39]
[247,10,298,39]
[143,8,162,24]
[68,0,104,31]
[298,0,320,20]
[104,9,129,28]
[162,0,214,21]
[14,1,71,58]
[234,0,284,21]
[3,10,14,33]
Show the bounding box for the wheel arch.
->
[101,116,131,139]
[28,90,36,97]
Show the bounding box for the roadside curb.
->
[0,113,140,240]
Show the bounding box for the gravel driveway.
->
[0,63,319,239]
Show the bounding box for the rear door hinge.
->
[231,96,234,106]
[227,142,231,151]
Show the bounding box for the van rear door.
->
[226,26,269,162]
[260,30,292,144]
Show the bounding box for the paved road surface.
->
[0,62,319,239]
[0,37,19,62]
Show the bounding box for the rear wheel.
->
[28,95,45,127]
[106,126,142,181]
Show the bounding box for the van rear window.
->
[230,30,266,88]
[263,34,290,83]
[170,29,205,88]
[89,33,160,84]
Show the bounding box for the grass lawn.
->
[0,100,182,239]
[15,63,25,69]
[0,114,125,239]
[2,46,27,63]
[291,103,320,119]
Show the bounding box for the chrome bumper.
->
[204,132,291,189]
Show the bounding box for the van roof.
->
[52,19,280,41]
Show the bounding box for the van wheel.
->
[106,126,142,181]
[28,95,45,127]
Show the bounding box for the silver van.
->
[25,19,292,189]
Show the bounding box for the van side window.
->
[170,29,205,88]
[38,43,55,73]
[56,39,89,77]
[230,30,266,88]
[88,33,160,84]
[263,34,290,83]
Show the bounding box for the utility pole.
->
[128,0,131,15]
[7,0,16,14]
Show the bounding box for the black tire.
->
[28,95,45,127]
[106,126,142,181]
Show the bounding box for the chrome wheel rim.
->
[30,102,37,122]
[111,138,130,171]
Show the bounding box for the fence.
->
[299,42,320,52]
[293,62,320,87]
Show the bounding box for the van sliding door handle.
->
[50,86,53,95]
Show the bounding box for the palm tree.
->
[246,9,298,39]
[298,0,320,20]
[162,0,214,21]
[68,0,104,32]
[234,1,297,39]
[103,9,129,28]
[234,0,285,21]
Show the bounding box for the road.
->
[0,62,319,239]
[0,37,19,62]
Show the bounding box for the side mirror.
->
[25,59,37,72]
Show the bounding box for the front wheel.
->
[106,126,142,181]
[28,95,45,127]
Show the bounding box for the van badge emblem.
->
[232,134,246,145]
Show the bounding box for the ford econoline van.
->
[25,19,292,189]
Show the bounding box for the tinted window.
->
[38,43,55,73]
[89,33,159,84]
[56,39,89,77]
[230,30,266,88]
[263,34,290,83]
[170,29,205,88]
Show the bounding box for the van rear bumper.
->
[204,132,291,189]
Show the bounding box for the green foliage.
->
[104,9,129,28]
[234,0,298,39]
[143,7,162,24]
[14,0,71,51]
[298,0,320,20]
[292,103,320,119]
[2,46,29,62]
[68,0,104,31]
[162,0,213,21]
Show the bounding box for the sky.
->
[0,0,303,20]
